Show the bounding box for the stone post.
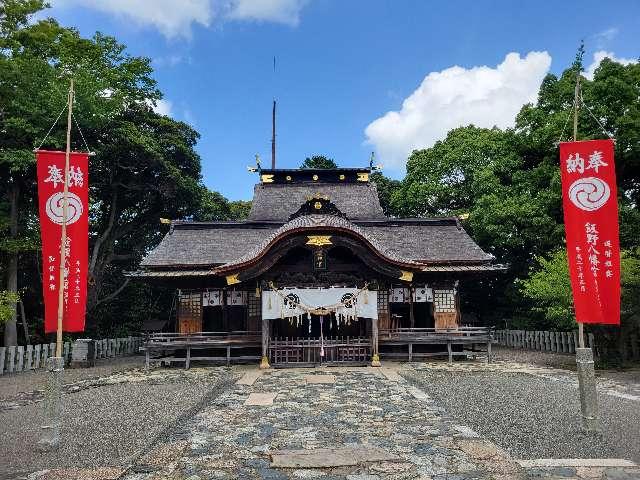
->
[260,317,270,369]
[70,339,95,368]
[576,347,598,432]
[38,356,64,449]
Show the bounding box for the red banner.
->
[36,150,89,333]
[560,139,620,325]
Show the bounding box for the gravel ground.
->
[0,356,145,402]
[404,360,640,463]
[0,366,234,479]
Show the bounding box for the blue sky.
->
[46,0,640,200]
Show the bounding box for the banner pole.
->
[55,78,74,357]
[39,78,73,451]
[573,72,585,350]
[571,69,597,431]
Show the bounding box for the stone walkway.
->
[122,367,526,480]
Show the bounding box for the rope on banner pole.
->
[71,111,95,155]
[35,101,69,152]
[556,98,575,145]
[580,92,616,140]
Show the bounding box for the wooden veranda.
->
[379,327,493,362]
[143,331,261,368]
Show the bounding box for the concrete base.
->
[576,347,599,432]
[37,356,64,450]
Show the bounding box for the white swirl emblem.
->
[568,177,610,212]
[45,192,83,225]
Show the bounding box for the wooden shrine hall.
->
[130,166,504,368]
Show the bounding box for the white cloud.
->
[592,27,618,48]
[148,99,173,116]
[51,0,308,38]
[364,51,552,170]
[226,0,308,26]
[153,54,186,68]
[585,50,637,80]
[52,0,212,38]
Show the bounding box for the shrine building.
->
[131,166,503,368]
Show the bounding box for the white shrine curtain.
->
[261,287,378,321]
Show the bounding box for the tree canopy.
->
[300,155,338,169]
[375,54,640,338]
[0,1,245,343]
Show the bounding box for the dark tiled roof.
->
[215,215,421,271]
[360,224,492,264]
[140,217,493,269]
[247,182,385,221]
[140,224,279,267]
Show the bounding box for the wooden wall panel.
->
[377,290,390,330]
[178,291,202,333]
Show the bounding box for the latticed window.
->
[248,291,261,318]
[377,289,389,313]
[433,289,456,313]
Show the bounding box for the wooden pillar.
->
[222,288,228,332]
[409,286,415,329]
[371,316,380,367]
[260,316,270,369]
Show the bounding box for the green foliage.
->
[229,200,252,220]
[520,249,640,336]
[518,250,575,330]
[0,1,248,340]
[389,56,640,334]
[370,172,400,216]
[300,155,337,169]
[0,290,20,324]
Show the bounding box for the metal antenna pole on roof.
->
[271,56,277,169]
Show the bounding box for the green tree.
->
[393,55,640,329]
[370,172,401,216]
[0,1,239,340]
[300,155,337,169]
[229,200,252,220]
[520,249,640,363]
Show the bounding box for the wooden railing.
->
[380,326,493,341]
[143,331,262,368]
[269,336,370,366]
[146,331,261,345]
[379,327,493,362]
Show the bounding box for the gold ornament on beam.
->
[261,174,274,183]
[357,172,369,182]
[306,235,332,246]
[399,270,413,282]
[226,273,240,285]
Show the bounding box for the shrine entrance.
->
[262,286,376,367]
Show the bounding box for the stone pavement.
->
[11,361,640,480]
[122,366,524,480]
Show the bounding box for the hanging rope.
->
[580,92,615,140]
[34,99,94,154]
[35,101,69,151]
[72,111,93,153]
[556,97,576,145]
